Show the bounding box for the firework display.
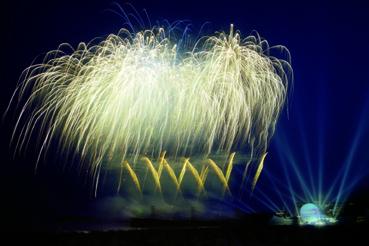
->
[8,25,290,210]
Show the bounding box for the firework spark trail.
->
[8,24,291,193]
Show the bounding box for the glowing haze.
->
[9,25,291,194]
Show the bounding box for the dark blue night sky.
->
[1,0,369,226]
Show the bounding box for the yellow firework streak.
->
[142,157,162,193]
[122,160,142,193]
[252,152,268,191]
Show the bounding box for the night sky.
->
[1,0,369,229]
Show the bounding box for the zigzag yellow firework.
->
[117,152,236,197]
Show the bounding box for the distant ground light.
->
[299,203,336,226]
